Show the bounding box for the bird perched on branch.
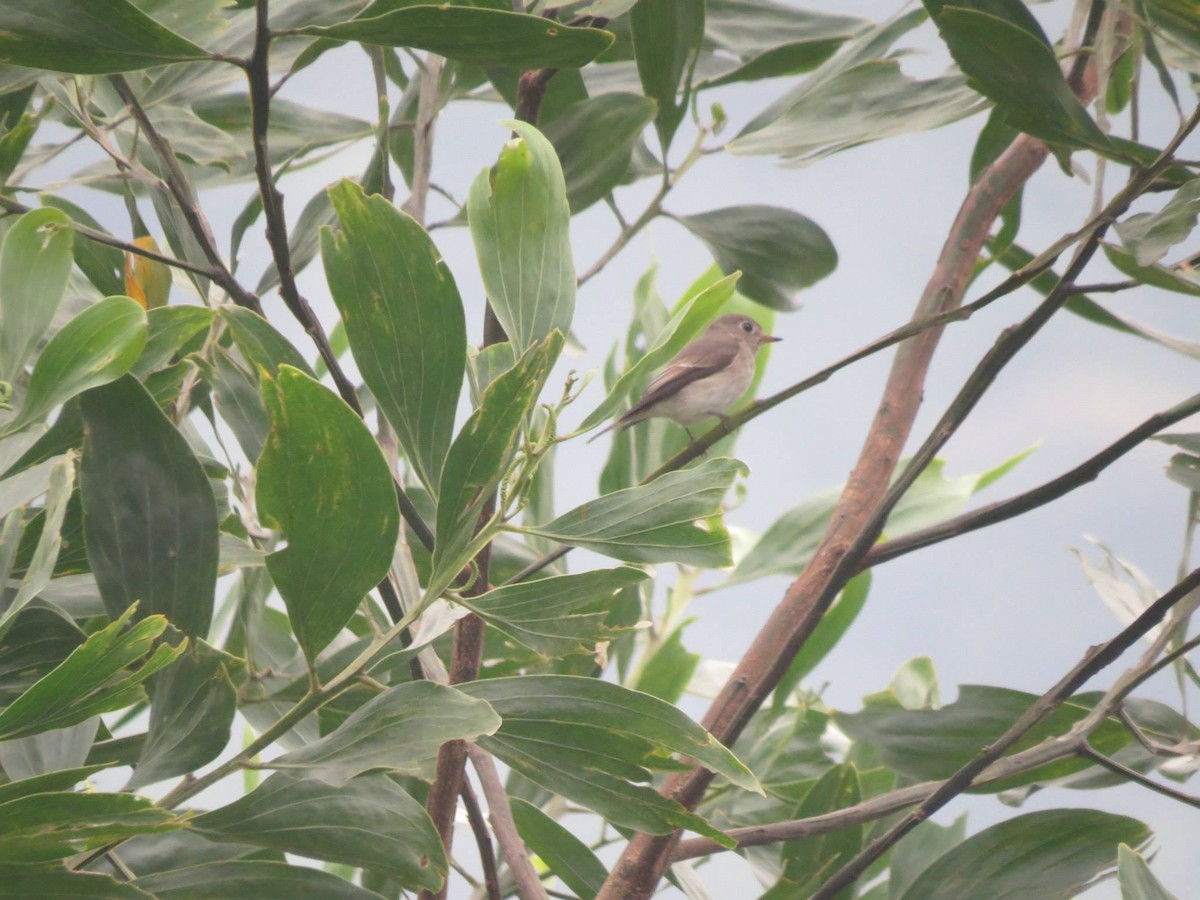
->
[589,313,781,443]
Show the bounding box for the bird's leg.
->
[710,412,735,435]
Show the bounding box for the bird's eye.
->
[741,321,753,333]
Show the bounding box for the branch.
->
[460,779,502,900]
[597,28,1149,900]
[0,194,220,280]
[811,565,1200,899]
[1078,745,1200,811]
[507,225,1086,587]
[467,744,550,900]
[108,75,263,315]
[245,0,435,561]
[861,390,1200,569]
[246,1,355,405]
[401,52,443,223]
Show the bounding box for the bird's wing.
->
[619,339,739,423]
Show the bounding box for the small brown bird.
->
[589,313,781,443]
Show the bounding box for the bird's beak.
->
[761,334,782,344]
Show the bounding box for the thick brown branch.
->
[598,23,1130,899]
[467,744,549,900]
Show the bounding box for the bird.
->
[589,313,781,443]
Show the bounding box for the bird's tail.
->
[586,419,623,444]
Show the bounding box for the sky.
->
[33,0,1200,895]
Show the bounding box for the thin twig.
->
[245,0,355,403]
[108,75,263,314]
[814,560,1200,898]
[0,194,219,280]
[402,52,443,222]
[467,744,550,900]
[370,47,395,203]
[860,390,1200,570]
[245,0,434,559]
[1079,745,1200,810]
[461,779,502,900]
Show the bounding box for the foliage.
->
[0,0,1198,898]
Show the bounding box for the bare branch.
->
[467,744,549,900]
[108,75,263,314]
[0,194,221,280]
[861,390,1200,569]
[598,25,1158,899]
[461,779,502,900]
[812,565,1200,899]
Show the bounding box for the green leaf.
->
[834,685,1135,792]
[897,809,1150,900]
[0,606,184,741]
[726,451,1034,588]
[0,605,85,705]
[580,271,740,431]
[0,717,98,781]
[432,333,563,592]
[126,641,236,789]
[4,296,148,437]
[923,0,1111,152]
[1103,242,1200,297]
[297,4,613,68]
[132,306,214,378]
[0,0,211,74]
[40,194,124,297]
[0,764,110,803]
[543,93,658,214]
[1115,177,1200,266]
[193,772,446,891]
[889,815,967,899]
[0,207,73,382]
[632,619,700,705]
[701,2,868,88]
[676,205,837,310]
[1118,843,1180,900]
[0,454,74,644]
[468,120,575,358]
[522,457,746,567]
[763,764,862,899]
[323,180,466,494]
[205,347,269,460]
[135,860,383,899]
[0,789,178,866]
[463,567,646,658]
[80,375,217,637]
[271,680,501,784]
[257,365,399,660]
[221,306,315,378]
[631,0,704,150]
[510,797,608,900]
[461,675,761,844]
[0,870,153,898]
[729,12,983,165]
